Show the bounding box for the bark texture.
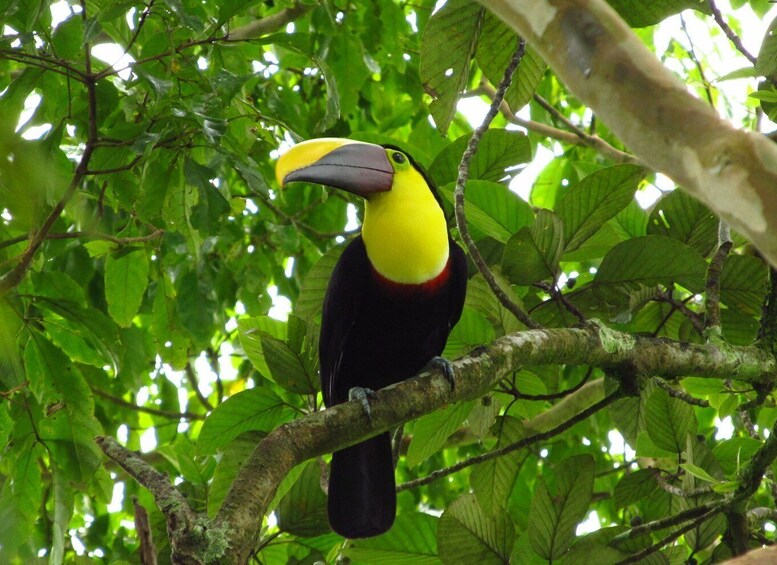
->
[479,0,777,268]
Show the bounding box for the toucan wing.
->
[319,236,370,407]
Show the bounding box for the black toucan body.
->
[275,138,467,538]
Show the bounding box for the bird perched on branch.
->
[276,138,467,538]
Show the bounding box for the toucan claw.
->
[425,356,455,391]
[349,386,377,422]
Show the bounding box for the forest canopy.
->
[1,0,777,563]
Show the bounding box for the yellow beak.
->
[275,138,394,196]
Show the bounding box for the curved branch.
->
[209,325,775,563]
[470,83,641,165]
[0,18,99,296]
[454,41,542,330]
[228,3,312,40]
[479,0,777,268]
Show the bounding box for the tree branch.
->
[95,436,207,564]
[471,82,641,165]
[0,229,164,252]
[399,381,619,491]
[479,0,777,268]
[454,40,542,330]
[654,377,710,408]
[228,2,312,40]
[0,20,100,296]
[707,0,757,66]
[206,324,775,563]
[91,387,205,421]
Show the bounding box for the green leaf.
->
[237,316,288,378]
[276,461,329,537]
[645,387,698,453]
[261,335,318,394]
[439,179,533,243]
[679,463,718,484]
[475,12,545,110]
[712,437,762,476]
[419,0,484,134]
[647,189,718,257]
[609,383,653,446]
[437,494,514,565]
[502,209,564,285]
[606,0,710,27]
[152,274,189,369]
[527,454,594,560]
[464,273,525,334]
[407,401,475,468]
[613,468,659,509]
[208,433,294,517]
[684,511,726,552]
[295,245,345,320]
[185,157,230,233]
[345,513,440,565]
[50,468,74,565]
[595,236,708,294]
[429,129,532,187]
[105,247,150,327]
[556,164,644,253]
[564,527,633,564]
[720,255,768,315]
[471,416,525,513]
[711,480,741,493]
[311,54,341,132]
[757,16,777,78]
[197,388,295,455]
[25,333,103,482]
[443,307,495,359]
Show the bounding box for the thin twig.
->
[469,84,642,165]
[653,467,713,498]
[0,229,164,251]
[125,0,157,56]
[132,496,158,565]
[705,221,733,332]
[91,387,205,420]
[454,40,542,330]
[533,93,590,140]
[0,8,100,296]
[758,266,777,350]
[185,362,214,412]
[534,280,587,324]
[398,390,622,492]
[655,378,710,407]
[615,507,724,564]
[247,192,360,240]
[501,366,592,401]
[707,0,757,65]
[84,155,143,175]
[680,14,715,106]
[654,289,705,335]
[612,499,726,544]
[228,2,312,40]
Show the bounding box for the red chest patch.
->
[371,258,452,297]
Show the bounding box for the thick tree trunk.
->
[479,0,777,268]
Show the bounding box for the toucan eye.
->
[391,152,406,164]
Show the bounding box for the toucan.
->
[275,138,467,538]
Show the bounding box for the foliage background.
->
[1,0,776,563]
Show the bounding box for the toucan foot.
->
[348,387,377,421]
[425,356,456,391]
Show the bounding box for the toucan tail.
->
[327,432,396,538]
